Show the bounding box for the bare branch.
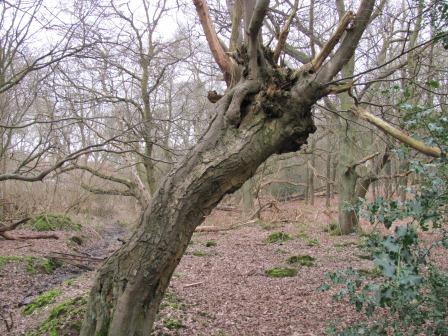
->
[193,0,231,81]
[352,106,443,158]
[273,0,299,64]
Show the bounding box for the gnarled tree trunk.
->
[81,0,375,334]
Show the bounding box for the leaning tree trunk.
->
[81,0,375,334]
[80,69,317,336]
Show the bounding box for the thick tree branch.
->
[311,11,354,71]
[352,106,443,158]
[318,0,376,82]
[193,0,231,82]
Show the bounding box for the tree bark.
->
[81,66,317,336]
[81,0,375,333]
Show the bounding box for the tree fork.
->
[81,0,376,334]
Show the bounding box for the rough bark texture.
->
[81,0,376,333]
[80,64,318,336]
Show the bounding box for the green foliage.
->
[265,231,293,244]
[205,240,217,247]
[22,289,61,316]
[26,296,87,336]
[29,213,81,232]
[321,226,448,335]
[287,255,315,266]
[163,318,183,330]
[265,267,297,278]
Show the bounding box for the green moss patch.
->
[287,255,315,266]
[192,250,207,257]
[163,318,184,330]
[28,214,81,232]
[160,291,184,311]
[265,232,293,244]
[22,289,61,316]
[265,267,297,278]
[0,256,62,274]
[26,296,87,336]
[205,240,217,247]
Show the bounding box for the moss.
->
[163,318,183,330]
[0,255,24,269]
[265,267,297,278]
[265,232,293,244]
[192,250,207,257]
[205,240,217,247]
[287,255,315,266]
[29,213,81,232]
[22,289,61,316]
[0,256,61,274]
[160,291,184,311]
[26,296,88,336]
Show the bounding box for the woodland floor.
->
[1,197,446,336]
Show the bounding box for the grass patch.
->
[192,250,207,257]
[265,267,297,278]
[287,255,315,266]
[22,289,61,316]
[28,214,81,232]
[26,296,87,336]
[163,318,183,330]
[205,240,217,247]
[265,232,293,244]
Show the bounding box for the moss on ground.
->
[205,240,217,247]
[0,256,62,274]
[265,267,297,278]
[22,289,61,316]
[192,250,207,257]
[160,291,185,311]
[265,232,293,244]
[163,318,184,330]
[28,214,81,232]
[26,295,87,336]
[287,255,315,266]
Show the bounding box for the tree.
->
[80,0,376,334]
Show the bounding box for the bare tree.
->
[80,0,377,334]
